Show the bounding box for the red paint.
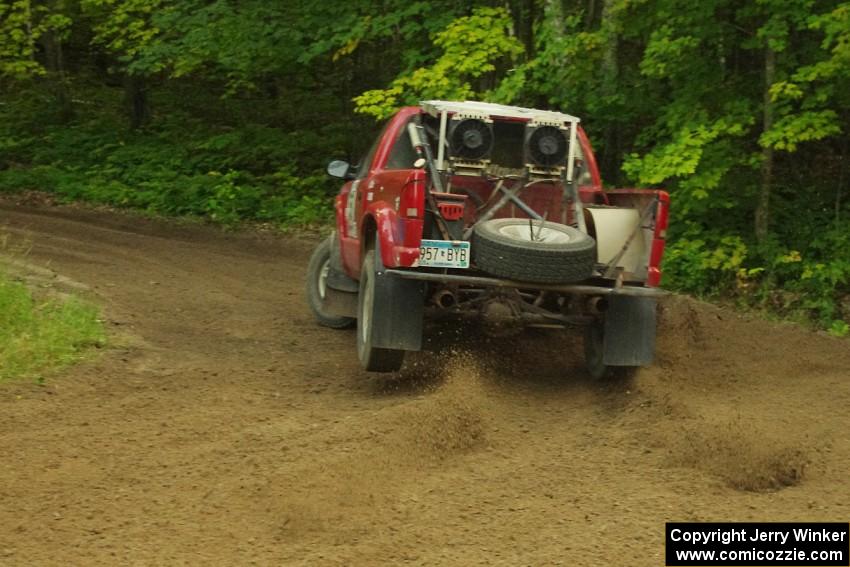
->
[433,193,467,221]
[655,191,670,234]
[576,127,602,189]
[647,238,667,287]
[647,191,670,286]
[399,169,425,219]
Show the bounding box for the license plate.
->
[417,239,470,269]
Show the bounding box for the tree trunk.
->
[544,0,565,42]
[521,0,536,59]
[124,75,151,130]
[509,0,536,59]
[837,132,847,224]
[599,0,619,184]
[585,0,600,30]
[24,0,34,60]
[755,47,775,243]
[41,28,74,122]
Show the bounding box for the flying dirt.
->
[1,199,848,565]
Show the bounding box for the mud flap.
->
[323,287,357,318]
[322,231,359,317]
[603,296,656,366]
[371,245,424,352]
[326,231,359,293]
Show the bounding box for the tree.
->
[81,0,164,127]
[351,6,524,119]
[0,0,70,79]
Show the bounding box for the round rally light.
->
[449,119,493,160]
[528,126,568,167]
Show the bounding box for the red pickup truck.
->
[306,101,669,377]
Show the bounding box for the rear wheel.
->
[306,237,355,329]
[357,250,405,372]
[584,322,638,381]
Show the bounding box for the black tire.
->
[584,323,638,381]
[472,218,596,283]
[306,237,355,329]
[357,250,405,372]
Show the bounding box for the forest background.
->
[1,0,848,333]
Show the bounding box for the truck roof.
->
[420,100,580,124]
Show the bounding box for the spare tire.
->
[472,218,596,283]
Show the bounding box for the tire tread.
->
[472,219,596,283]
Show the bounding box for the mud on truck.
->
[306,101,670,377]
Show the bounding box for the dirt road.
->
[1,201,848,565]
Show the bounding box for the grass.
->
[0,269,106,382]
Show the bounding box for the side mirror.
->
[327,160,353,180]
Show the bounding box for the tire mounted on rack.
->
[471,218,596,284]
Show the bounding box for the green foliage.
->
[639,25,701,79]
[0,267,105,381]
[78,0,479,95]
[760,110,841,151]
[755,2,850,152]
[828,319,849,337]
[109,1,297,89]
[662,228,749,295]
[0,89,336,227]
[663,222,850,331]
[0,0,71,79]
[82,0,163,71]
[353,7,524,119]
[623,118,751,194]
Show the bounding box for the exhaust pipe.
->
[434,290,457,309]
[587,296,608,315]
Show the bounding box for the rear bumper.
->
[384,269,668,298]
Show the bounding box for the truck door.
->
[339,126,385,276]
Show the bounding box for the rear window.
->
[356,121,392,179]
[385,122,418,170]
